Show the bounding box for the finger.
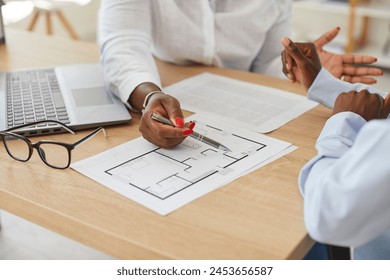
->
[342,54,378,65]
[285,53,296,82]
[281,50,295,82]
[188,121,196,130]
[314,26,340,49]
[142,111,187,138]
[159,126,192,139]
[174,117,185,128]
[381,93,390,118]
[281,50,288,75]
[341,75,377,84]
[159,95,185,124]
[166,105,184,121]
[150,120,190,140]
[282,50,291,71]
[384,93,390,108]
[281,37,307,69]
[342,66,383,77]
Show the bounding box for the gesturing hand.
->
[314,27,383,84]
[281,37,322,91]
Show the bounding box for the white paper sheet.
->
[164,73,318,133]
[71,115,294,215]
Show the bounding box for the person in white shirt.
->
[281,37,390,259]
[99,0,382,148]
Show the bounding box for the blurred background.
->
[2,0,99,41]
[2,0,390,90]
[292,0,390,91]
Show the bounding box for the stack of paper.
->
[164,72,318,133]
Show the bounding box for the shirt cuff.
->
[307,68,387,110]
[298,111,366,195]
[307,68,344,108]
[316,112,367,157]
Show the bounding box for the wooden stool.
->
[27,0,91,40]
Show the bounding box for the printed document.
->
[72,115,294,215]
[164,73,318,133]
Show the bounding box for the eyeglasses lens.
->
[3,134,30,161]
[38,143,70,168]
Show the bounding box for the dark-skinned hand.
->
[281,27,383,88]
[139,93,193,149]
[332,90,390,121]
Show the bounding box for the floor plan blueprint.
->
[106,130,266,200]
[72,115,293,215]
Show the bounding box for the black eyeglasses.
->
[0,120,107,169]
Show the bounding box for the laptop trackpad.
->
[72,87,114,107]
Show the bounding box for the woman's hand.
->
[281,37,322,91]
[314,27,383,84]
[139,92,194,149]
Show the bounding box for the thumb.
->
[381,92,390,118]
[314,26,340,49]
[281,37,308,69]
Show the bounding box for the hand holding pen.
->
[138,92,192,149]
[150,113,231,152]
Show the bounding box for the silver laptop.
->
[0,63,131,136]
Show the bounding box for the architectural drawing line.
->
[232,133,268,147]
[129,169,219,201]
[101,124,272,202]
[105,148,160,175]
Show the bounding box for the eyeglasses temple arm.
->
[72,127,108,148]
[3,120,76,135]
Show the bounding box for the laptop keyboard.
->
[6,69,70,128]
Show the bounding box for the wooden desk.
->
[0,29,331,259]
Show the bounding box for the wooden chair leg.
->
[27,10,40,32]
[358,16,370,47]
[346,0,371,53]
[55,10,80,40]
[45,11,52,35]
[346,0,357,53]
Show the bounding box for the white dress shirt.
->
[98,0,291,104]
[300,68,390,259]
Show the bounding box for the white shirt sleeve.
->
[307,68,387,108]
[98,0,162,105]
[249,1,291,78]
[299,113,390,247]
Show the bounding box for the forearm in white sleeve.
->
[299,113,390,247]
[99,0,162,105]
[308,68,387,108]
